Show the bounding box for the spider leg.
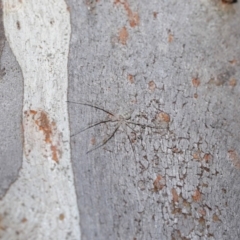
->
[71,119,116,137]
[87,123,121,154]
[67,100,115,116]
[125,122,137,133]
[127,120,162,129]
[123,124,138,162]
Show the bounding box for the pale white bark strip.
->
[0,0,81,239]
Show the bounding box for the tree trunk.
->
[0,0,240,239]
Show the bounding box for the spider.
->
[68,100,165,154]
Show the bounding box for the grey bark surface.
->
[66,0,240,239]
[0,2,23,198]
[0,0,240,239]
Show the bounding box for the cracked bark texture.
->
[67,0,240,239]
[0,0,240,239]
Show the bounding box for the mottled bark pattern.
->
[67,0,240,239]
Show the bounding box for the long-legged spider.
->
[68,100,164,154]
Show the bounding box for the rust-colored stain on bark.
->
[148,80,156,92]
[59,213,65,220]
[153,175,165,192]
[153,12,158,18]
[35,111,53,143]
[192,151,201,160]
[203,153,212,162]
[114,0,140,27]
[29,110,37,115]
[127,74,134,84]
[168,31,174,43]
[168,34,173,43]
[24,109,62,163]
[229,78,237,87]
[119,26,128,45]
[21,218,27,223]
[192,189,201,202]
[192,77,200,87]
[171,188,179,203]
[156,112,170,123]
[51,145,60,162]
[228,149,240,169]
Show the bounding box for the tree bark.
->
[1,0,240,239]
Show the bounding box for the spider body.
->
[68,101,164,153]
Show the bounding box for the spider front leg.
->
[122,123,139,162]
[126,120,164,130]
[71,119,115,137]
[67,100,115,116]
[87,122,121,154]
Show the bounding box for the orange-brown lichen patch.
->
[51,145,61,163]
[192,77,200,87]
[21,218,27,223]
[114,0,140,27]
[193,151,201,160]
[119,26,128,45]
[229,78,237,87]
[168,33,174,43]
[148,80,156,92]
[29,110,37,115]
[153,175,165,191]
[127,74,134,84]
[192,189,201,202]
[24,109,62,163]
[171,188,179,203]
[59,213,65,220]
[129,12,139,28]
[153,12,158,18]
[35,111,53,143]
[203,153,212,162]
[156,112,170,123]
[228,149,240,169]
